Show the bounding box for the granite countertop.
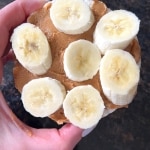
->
[0,0,150,150]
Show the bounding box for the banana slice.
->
[94,10,140,54]
[64,39,101,82]
[11,23,52,75]
[63,85,105,129]
[21,77,66,117]
[100,49,140,105]
[50,0,94,35]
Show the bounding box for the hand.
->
[0,0,83,149]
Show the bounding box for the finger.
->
[26,124,82,150]
[59,124,83,149]
[0,0,47,57]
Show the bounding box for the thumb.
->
[59,124,83,149]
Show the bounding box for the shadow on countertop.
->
[0,0,150,150]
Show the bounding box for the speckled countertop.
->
[0,0,150,150]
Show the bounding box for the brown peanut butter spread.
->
[13,0,141,124]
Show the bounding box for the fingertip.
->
[62,123,83,131]
[16,0,47,16]
[59,124,83,149]
[0,0,47,29]
[60,123,83,140]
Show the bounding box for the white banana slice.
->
[11,23,52,75]
[93,10,140,54]
[64,39,101,82]
[21,77,66,118]
[63,85,105,129]
[100,49,140,105]
[50,0,94,35]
